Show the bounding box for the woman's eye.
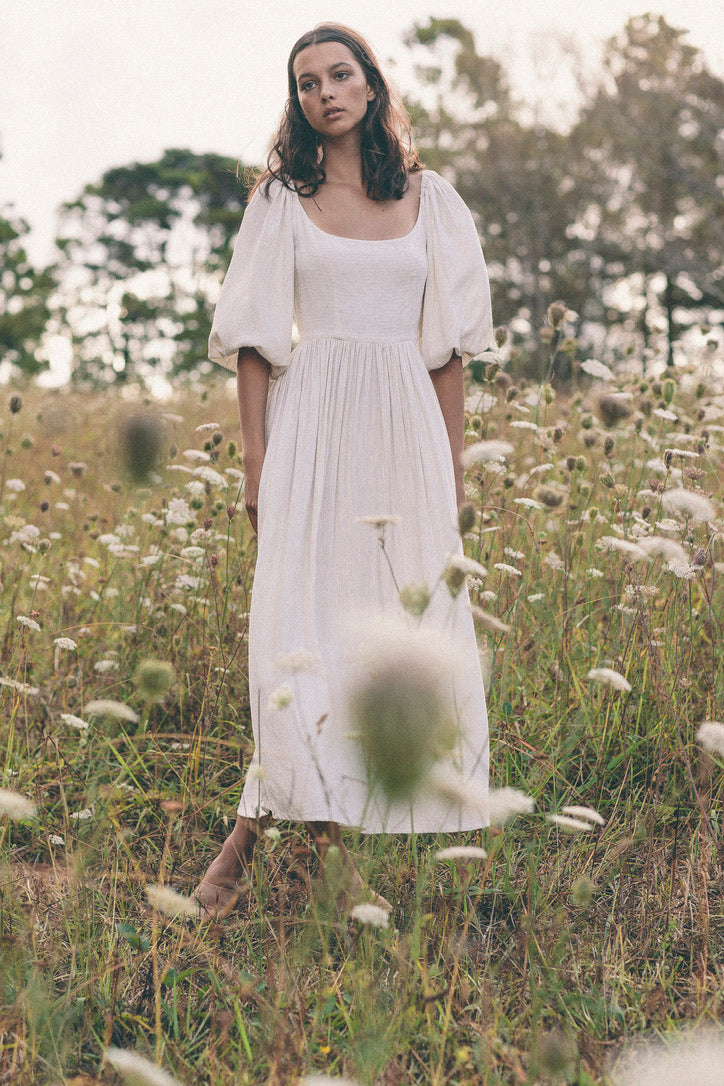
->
[335,71,349,80]
[301,81,315,92]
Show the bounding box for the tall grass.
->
[1,339,722,1084]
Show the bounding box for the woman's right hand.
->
[242,456,264,534]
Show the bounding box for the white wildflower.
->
[696,721,724,758]
[165,498,193,526]
[247,763,266,782]
[493,562,522,577]
[103,1047,186,1086]
[0,789,36,820]
[300,1076,361,1086]
[547,813,598,832]
[655,517,681,533]
[544,552,566,572]
[528,462,554,476]
[94,659,119,673]
[653,407,677,421]
[195,422,220,433]
[504,547,525,559]
[435,845,488,862]
[69,806,94,821]
[461,440,514,468]
[667,559,699,580]
[5,478,25,492]
[98,533,120,546]
[193,465,225,487]
[611,1027,724,1086]
[273,651,322,674]
[145,884,198,919]
[527,593,545,602]
[174,574,201,591]
[509,420,538,431]
[479,589,497,602]
[446,554,488,578]
[586,568,604,578]
[587,668,631,693]
[182,448,210,462]
[140,554,161,567]
[661,488,715,522]
[268,683,293,710]
[185,480,206,497]
[665,447,699,460]
[225,467,245,481]
[16,615,41,632]
[468,605,510,634]
[54,637,77,651]
[29,574,51,589]
[349,902,391,928]
[596,536,648,560]
[561,805,605,826]
[488,786,536,825]
[638,537,689,564]
[0,677,39,696]
[49,834,65,846]
[44,470,62,485]
[167,463,193,474]
[84,700,140,723]
[580,358,613,380]
[513,497,544,510]
[60,713,90,731]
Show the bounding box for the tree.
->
[572,14,724,363]
[53,149,247,385]
[0,206,54,376]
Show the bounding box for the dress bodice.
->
[293,198,427,344]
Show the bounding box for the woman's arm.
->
[237,347,271,533]
[429,352,466,508]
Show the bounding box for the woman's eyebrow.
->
[296,61,351,81]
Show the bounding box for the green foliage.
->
[0,207,54,375]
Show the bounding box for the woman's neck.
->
[320,134,364,189]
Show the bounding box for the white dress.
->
[209,170,492,833]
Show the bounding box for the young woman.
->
[196,23,492,918]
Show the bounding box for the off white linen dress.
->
[209,169,492,833]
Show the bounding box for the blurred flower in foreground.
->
[103,1047,186,1086]
[461,439,514,468]
[696,721,724,758]
[299,1076,361,1086]
[587,668,631,693]
[436,845,487,862]
[84,699,140,723]
[350,620,457,802]
[119,412,164,484]
[0,788,36,820]
[548,804,605,833]
[145,884,197,919]
[349,902,390,928]
[661,488,715,522]
[134,659,175,703]
[611,1027,724,1086]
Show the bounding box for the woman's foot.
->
[194,815,266,920]
[308,821,392,915]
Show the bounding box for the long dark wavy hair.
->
[259,23,421,202]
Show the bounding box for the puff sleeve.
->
[208,179,295,375]
[419,170,493,370]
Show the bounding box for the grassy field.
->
[0,341,722,1085]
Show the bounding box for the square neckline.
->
[295,171,426,243]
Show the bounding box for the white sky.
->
[2,0,723,265]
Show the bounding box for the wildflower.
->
[145,884,198,919]
[44,470,61,485]
[488,787,535,825]
[587,668,631,693]
[16,615,41,632]
[49,834,65,847]
[597,393,632,427]
[596,536,648,560]
[193,465,225,487]
[119,413,164,483]
[513,497,544,510]
[30,574,51,589]
[60,713,90,731]
[667,559,699,580]
[547,300,568,327]
[458,501,476,533]
[661,488,715,522]
[638,537,689,563]
[399,581,431,617]
[165,498,193,526]
[182,448,211,462]
[273,651,322,674]
[461,439,514,467]
[102,1047,187,1086]
[300,1076,361,1086]
[571,874,595,906]
[493,563,522,577]
[134,660,175,702]
[443,554,487,597]
[268,683,293,710]
[696,721,724,758]
[0,677,39,696]
[548,813,598,832]
[611,1027,724,1086]
[68,461,87,477]
[69,807,94,821]
[84,700,140,723]
[0,789,36,820]
[509,420,538,431]
[356,514,402,528]
[6,478,26,493]
[653,407,677,421]
[586,568,604,579]
[527,593,545,602]
[580,358,613,380]
[544,552,566,572]
[468,605,510,634]
[195,422,220,433]
[537,1031,578,1079]
[54,637,77,651]
[561,804,605,826]
[534,485,564,508]
[349,902,390,928]
[9,394,22,413]
[94,659,119,673]
[435,845,488,862]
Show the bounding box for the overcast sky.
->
[2,0,723,264]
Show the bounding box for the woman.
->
[196,23,492,918]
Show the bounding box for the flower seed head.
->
[134,659,175,703]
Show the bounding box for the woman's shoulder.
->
[419,168,461,200]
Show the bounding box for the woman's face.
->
[292,41,375,139]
